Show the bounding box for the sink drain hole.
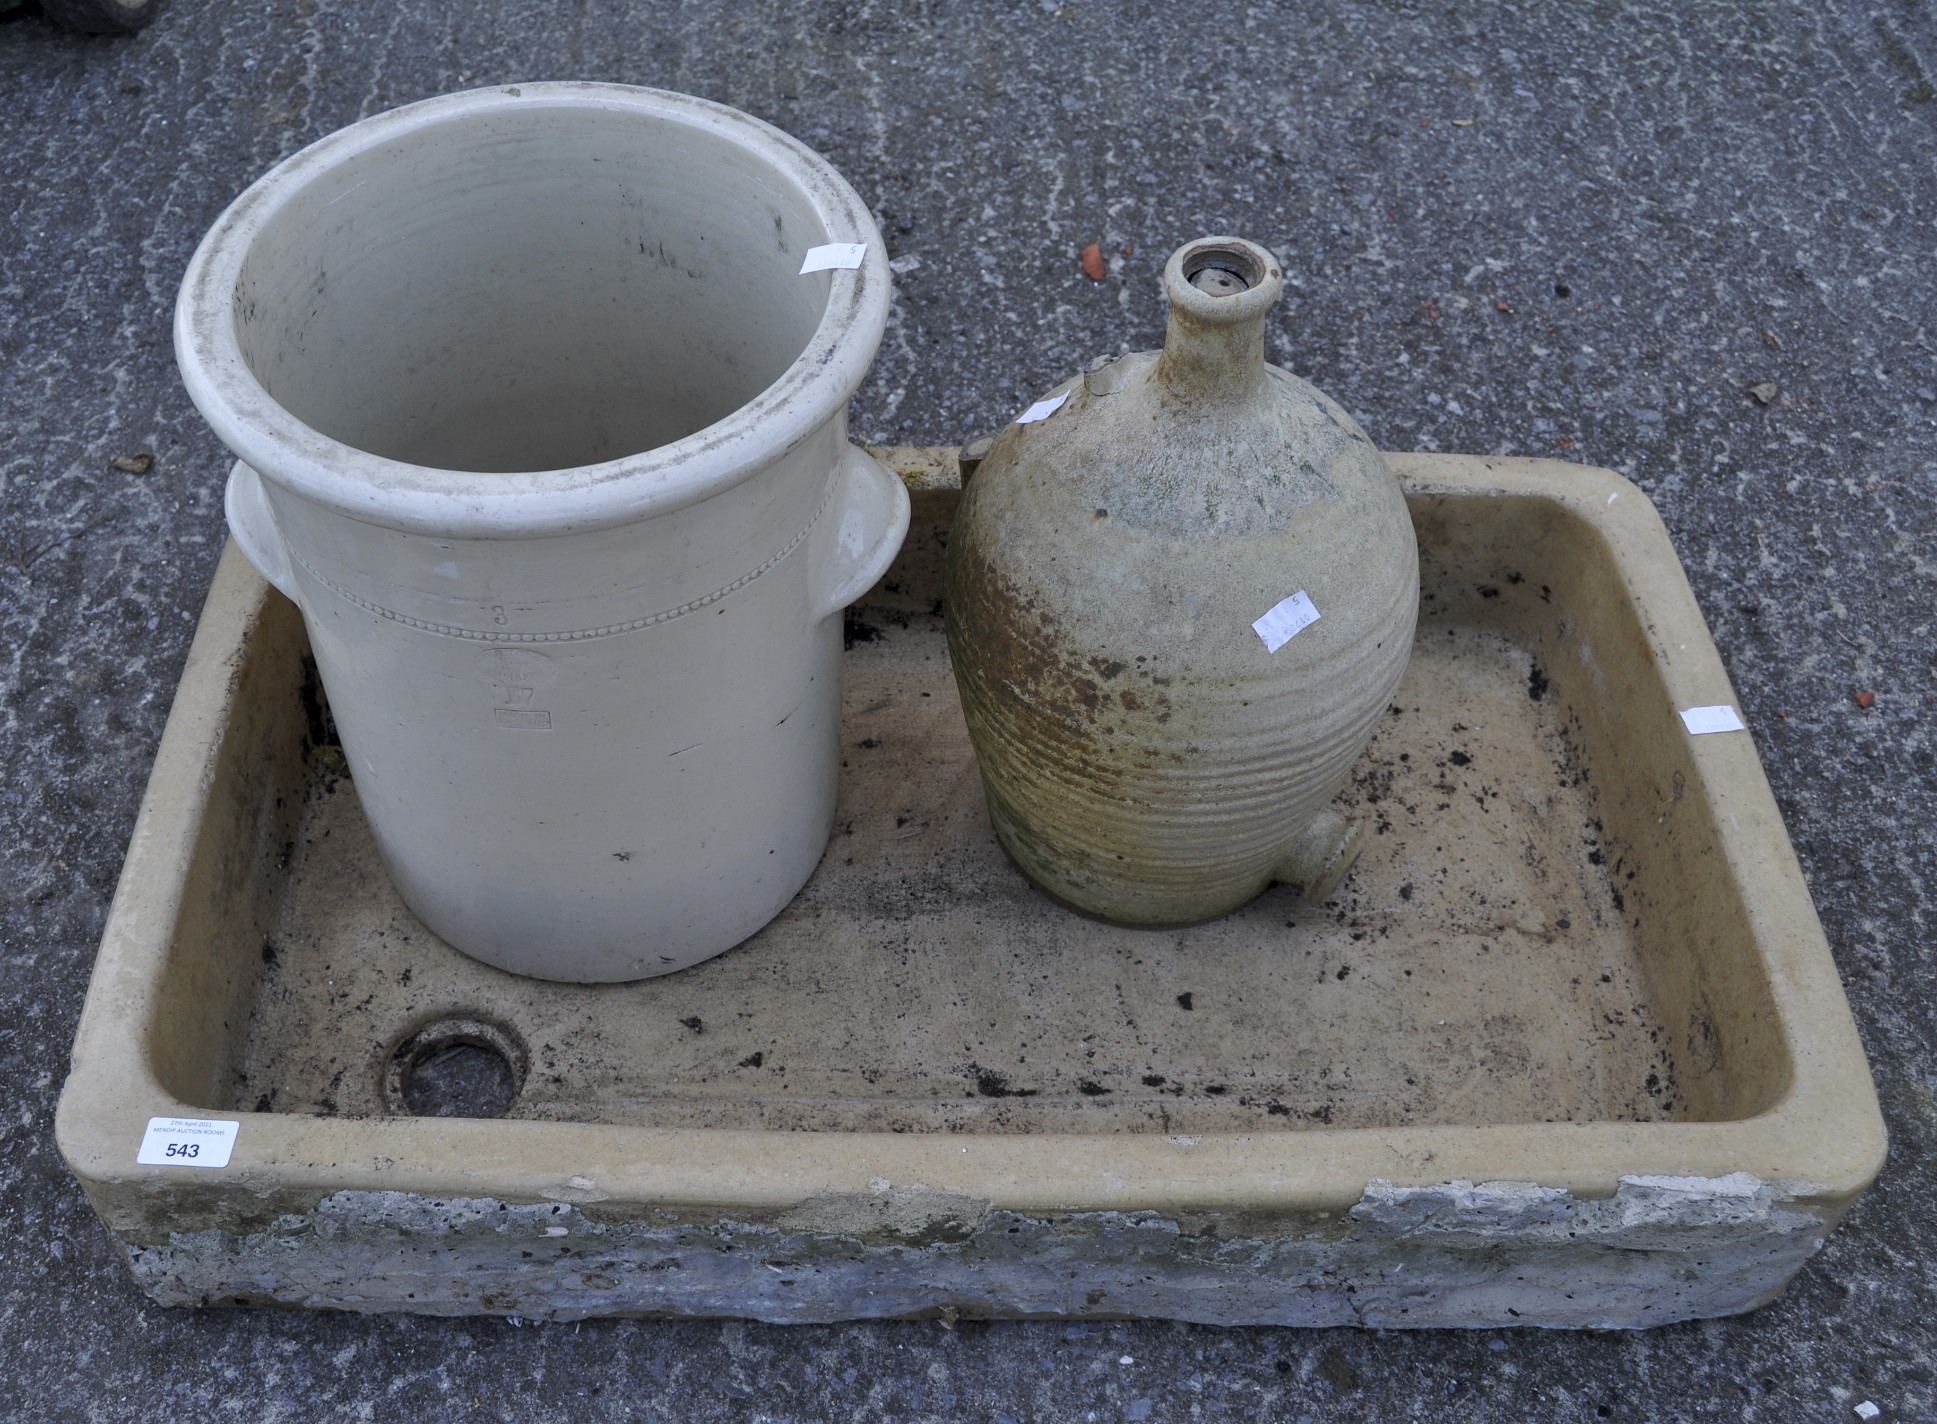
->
[384,1016,529,1119]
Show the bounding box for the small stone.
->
[1080,242,1106,281]
[1746,382,1779,405]
[110,452,155,474]
[1854,689,1876,709]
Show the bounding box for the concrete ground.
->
[2,0,1932,1418]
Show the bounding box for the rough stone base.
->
[127,1174,1824,1329]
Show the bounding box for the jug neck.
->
[1153,238,1285,406]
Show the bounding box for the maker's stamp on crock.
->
[480,647,556,729]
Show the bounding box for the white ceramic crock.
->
[175,84,909,982]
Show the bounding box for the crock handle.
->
[814,444,912,621]
[224,460,300,603]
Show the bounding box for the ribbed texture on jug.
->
[947,527,1416,925]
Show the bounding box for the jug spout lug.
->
[1273,808,1367,904]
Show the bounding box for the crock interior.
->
[230,102,834,473]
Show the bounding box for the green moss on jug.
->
[944,237,1419,926]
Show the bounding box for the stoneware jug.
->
[175,84,909,982]
[944,236,1418,926]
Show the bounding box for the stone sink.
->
[55,452,1885,1328]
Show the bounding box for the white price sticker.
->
[137,1117,239,1168]
[799,242,868,273]
[1679,705,1746,735]
[1015,391,1069,425]
[1252,590,1321,652]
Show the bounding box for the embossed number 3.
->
[491,606,509,626]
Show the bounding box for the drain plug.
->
[383,1016,529,1119]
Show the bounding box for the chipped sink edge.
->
[122,1172,1831,1329]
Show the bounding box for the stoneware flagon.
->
[175,84,909,982]
[944,236,1419,925]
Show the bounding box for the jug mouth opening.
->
[1165,237,1284,327]
[176,84,890,537]
[1183,243,1265,293]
